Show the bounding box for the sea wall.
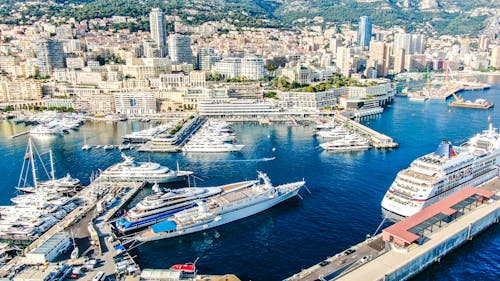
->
[384,205,499,281]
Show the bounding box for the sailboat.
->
[70,231,79,259]
[16,137,40,193]
[17,138,80,194]
[81,132,92,150]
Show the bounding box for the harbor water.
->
[0,83,499,280]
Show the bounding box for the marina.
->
[0,84,497,280]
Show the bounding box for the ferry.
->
[115,180,258,233]
[381,124,500,219]
[130,172,305,242]
[98,153,193,183]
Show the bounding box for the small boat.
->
[70,246,79,259]
[103,145,115,150]
[264,157,276,161]
[118,143,132,150]
[171,263,196,273]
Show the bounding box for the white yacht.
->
[115,180,258,233]
[181,120,244,153]
[182,141,245,152]
[316,126,351,139]
[130,172,305,242]
[123,124,173,143]
[320,135,371,152]
[98,153,193,183]
[381,124,500,219]
[29,124,63,136]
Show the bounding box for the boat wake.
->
[222,157,276,162]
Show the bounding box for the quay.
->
[333,115,399,149]
[0,180,145,280]
[138,116,206,152]
[286,178,499,281]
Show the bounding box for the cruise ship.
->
[381,124,500,219]
[98,153,193,183]
[115,180,258,233]
[130,172,305,242]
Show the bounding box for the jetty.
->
[285,178,499,281]
[333,115,399,149]
[137,116,206,152]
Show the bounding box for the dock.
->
[0,181,145,280]
[10,130,29,138]
[285,178,499,281]
[138,116,206,152]
[333,115,399,149]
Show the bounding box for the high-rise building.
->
[479,35,490,51]
[143,39,161,58]
[197,47,220,70]
[168,34,192,64]
[32,38,65,77]
[393,48,406,74]
[393,33,426,55]
[241,57,266,80]
[357,16,372,49]
[336,46,352,77]
[369,41,390,77]
[149,8,168,57]
[491,46,500,69]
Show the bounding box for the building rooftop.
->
[383,187,495,247]
[30,232,68,255]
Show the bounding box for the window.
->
[129,98,137,107]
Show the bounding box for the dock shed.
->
[25,232,71,264]
[383,187,494,248]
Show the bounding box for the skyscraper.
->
[149,8,167,57]
[369,41,390,77]
[336,46,352,77]
[393,33,426,55]
[168,34,193,64]
[197,46,220,70]
[32,38,65,77]
[357,16,372,49]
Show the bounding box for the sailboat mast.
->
[49,150,55,180]
[28,138,38,189]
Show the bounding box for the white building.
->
[198,99,279,116]
[213,57,241,78]
[168,34,192,64]
[114,92,157,115]
[241,57,266,80]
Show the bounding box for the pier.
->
[0,181,145,280]
[138,116,206,152]
[333,115,399,149]
[286,178,499,281]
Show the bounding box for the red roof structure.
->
[383,187,494,248]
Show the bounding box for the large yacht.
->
[115,180,258,233]
[181,120,244,153]
[320,134,371,152]
[129,172,305,242]
[98,153,193,183]
[381,124,500,219]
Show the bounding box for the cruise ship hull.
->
[137,188,300,242]
[382,168,498,219]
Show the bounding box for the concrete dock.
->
[285,178,499,281]
[333,115,399,149]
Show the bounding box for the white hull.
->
[382,168,498,218]
[138,188,299,242]
[98,173,190,183]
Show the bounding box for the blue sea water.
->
[0,82,499,280]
